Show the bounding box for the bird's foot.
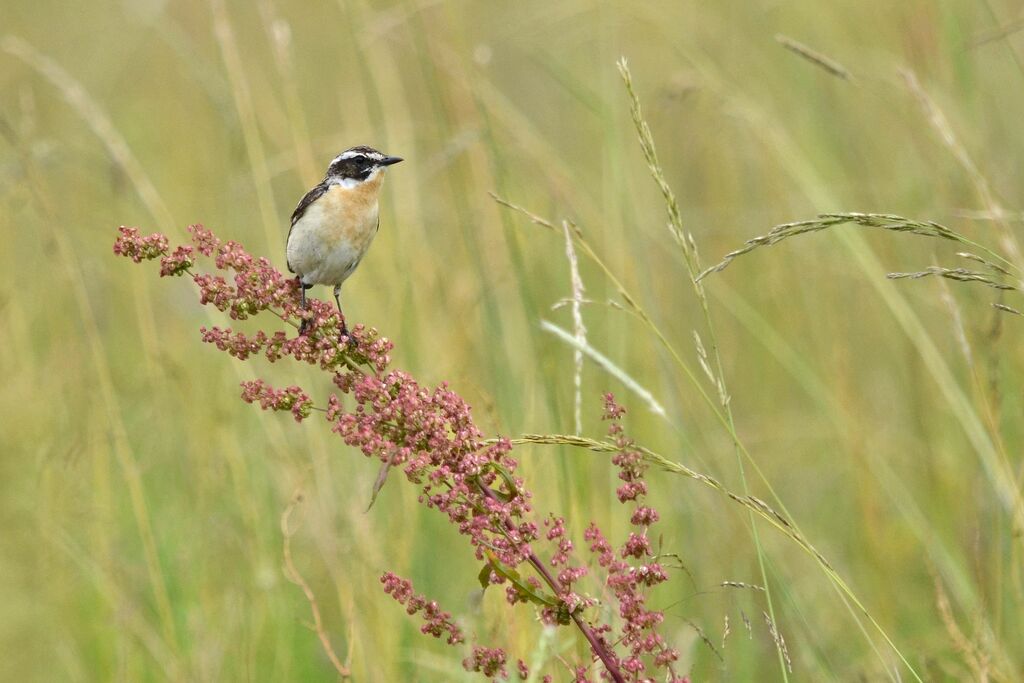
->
[339,322,354,347]
[298,318,311,336]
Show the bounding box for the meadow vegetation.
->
[3,1,1024,680]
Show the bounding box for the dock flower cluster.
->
[114,225,689,682]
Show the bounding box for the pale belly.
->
[287,190,380,287]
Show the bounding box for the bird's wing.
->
[286,181,329,273]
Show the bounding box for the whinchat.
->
[286,145,403,336]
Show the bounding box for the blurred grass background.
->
[3,0,1024,679]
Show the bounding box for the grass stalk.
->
[616,57,791,682]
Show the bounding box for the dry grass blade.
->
[886,267,1017,291]
[698,213,1000,281]
[281,493,351,679]
[900,67,980,183]
[775,34,852,80]
[540,321,666,418]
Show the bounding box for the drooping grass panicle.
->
[886,266,1017,291]
[698,212,1017,281]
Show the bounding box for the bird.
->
[286,145,403,338]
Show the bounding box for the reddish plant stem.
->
[478,483,625,683]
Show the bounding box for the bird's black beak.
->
[380,156,403,166]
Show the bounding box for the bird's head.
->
[326,146,403,186]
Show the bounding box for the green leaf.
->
[483,550,557,607]
[481,462,519,500]
[478,563,493,591]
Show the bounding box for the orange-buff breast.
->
[319,175,383,250]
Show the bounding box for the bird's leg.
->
[297,276,311,335]
[333,285,350,342]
